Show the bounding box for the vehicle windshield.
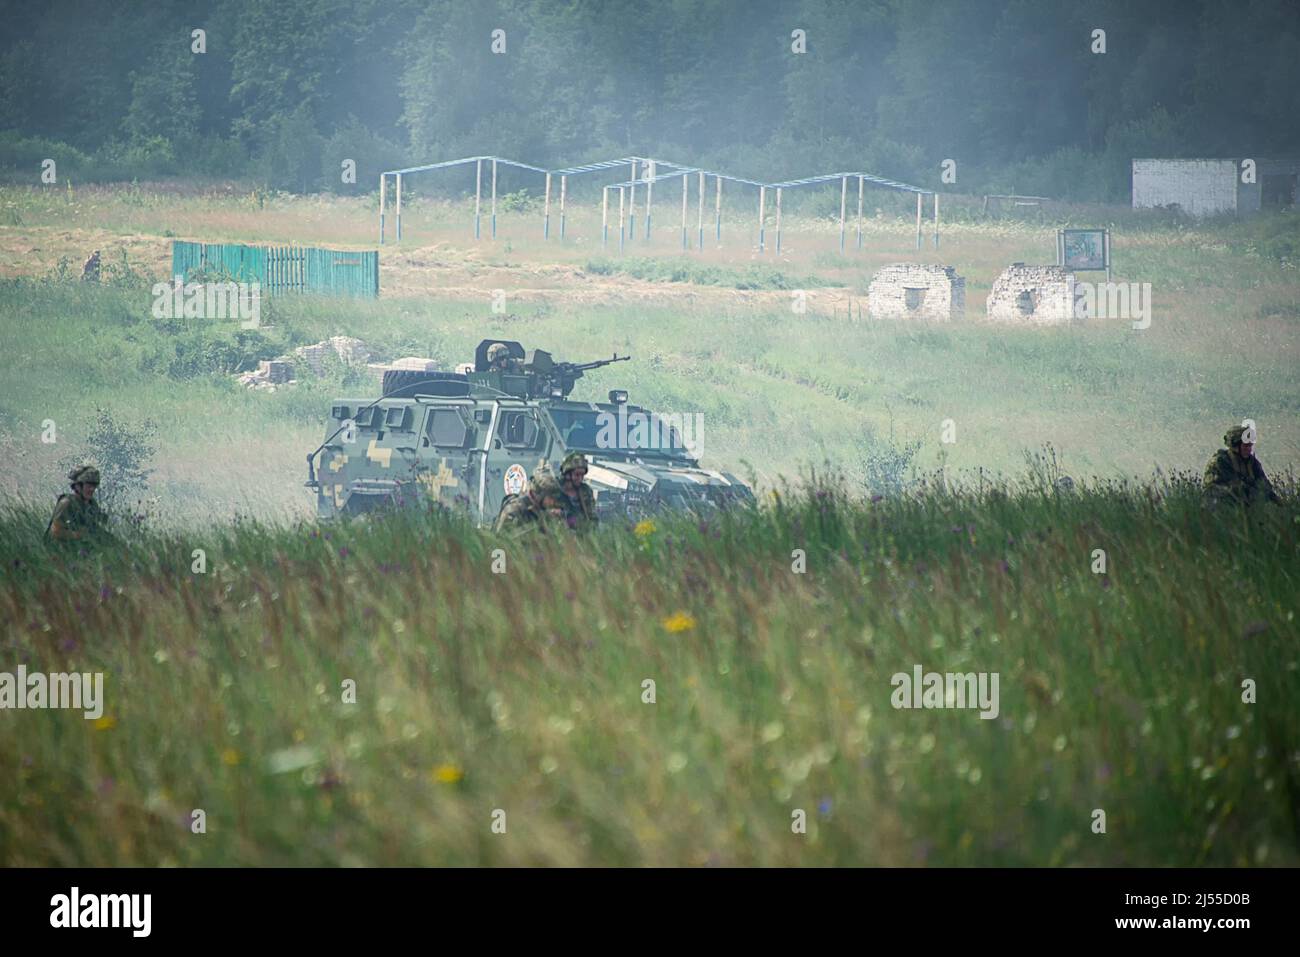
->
[548,407,698,460]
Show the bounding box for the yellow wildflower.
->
[634,519,657,538]
[433,764,464,784]
[93,716,116,731]
[662,611,697,633]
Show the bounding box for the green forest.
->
[2,0,1298,200]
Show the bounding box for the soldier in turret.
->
[486,342,521,373]
[1204,425,1281,506]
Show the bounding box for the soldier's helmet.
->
[486,342,511,364]
[560,452,589,476]
[69,465,100,486]
[527,465,563,501]
[1224,425,1250,447]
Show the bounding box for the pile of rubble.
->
[236,336,446,392]
[237,336,371,391]
[295,335,371,374]
[236,360,294,391]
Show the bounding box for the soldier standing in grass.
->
[557,452,597,529]
[1204,425,1281,506]
[46,466,111,542]
[81,249,101,282]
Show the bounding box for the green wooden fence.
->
[171,241,379,298]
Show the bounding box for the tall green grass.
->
[2,275,1297,526]
[583,256,838,289]
[1,474,1296,865]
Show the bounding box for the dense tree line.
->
[1,0,1296,201]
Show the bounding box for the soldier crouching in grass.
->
[46,465,113,542]
[82,249,101,282]
[1204,425,1281,507]
[495,459,599,534]
[494,466,568,534]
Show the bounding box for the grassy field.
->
[4,272,1298,526]
[0,184,1297,866]
[1,475,1297,866]
[1,183,1298,524]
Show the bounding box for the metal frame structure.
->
[764,171,934,253]
[596,166,768,250]
[379,155,548,244]
[380,154,938,250]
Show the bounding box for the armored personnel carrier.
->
[306,339,754,522]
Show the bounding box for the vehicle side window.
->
[384,406,412,430]
[500,411,541,450]
[426,409,470,448]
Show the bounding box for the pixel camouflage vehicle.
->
[306,339,754,522]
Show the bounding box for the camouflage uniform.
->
[496,460,598,535]
[47,466,110,541]
[558,452,597,529]
[486,342,520,372]
[494,466,566,533]
[1204,426,1280,506]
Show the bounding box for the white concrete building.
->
[1132,158,1299,216]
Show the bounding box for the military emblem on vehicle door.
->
[504,463,527,496]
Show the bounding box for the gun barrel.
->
[570,354,631,371]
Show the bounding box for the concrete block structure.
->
[985,264,1076,325]
[867,263,965,322]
